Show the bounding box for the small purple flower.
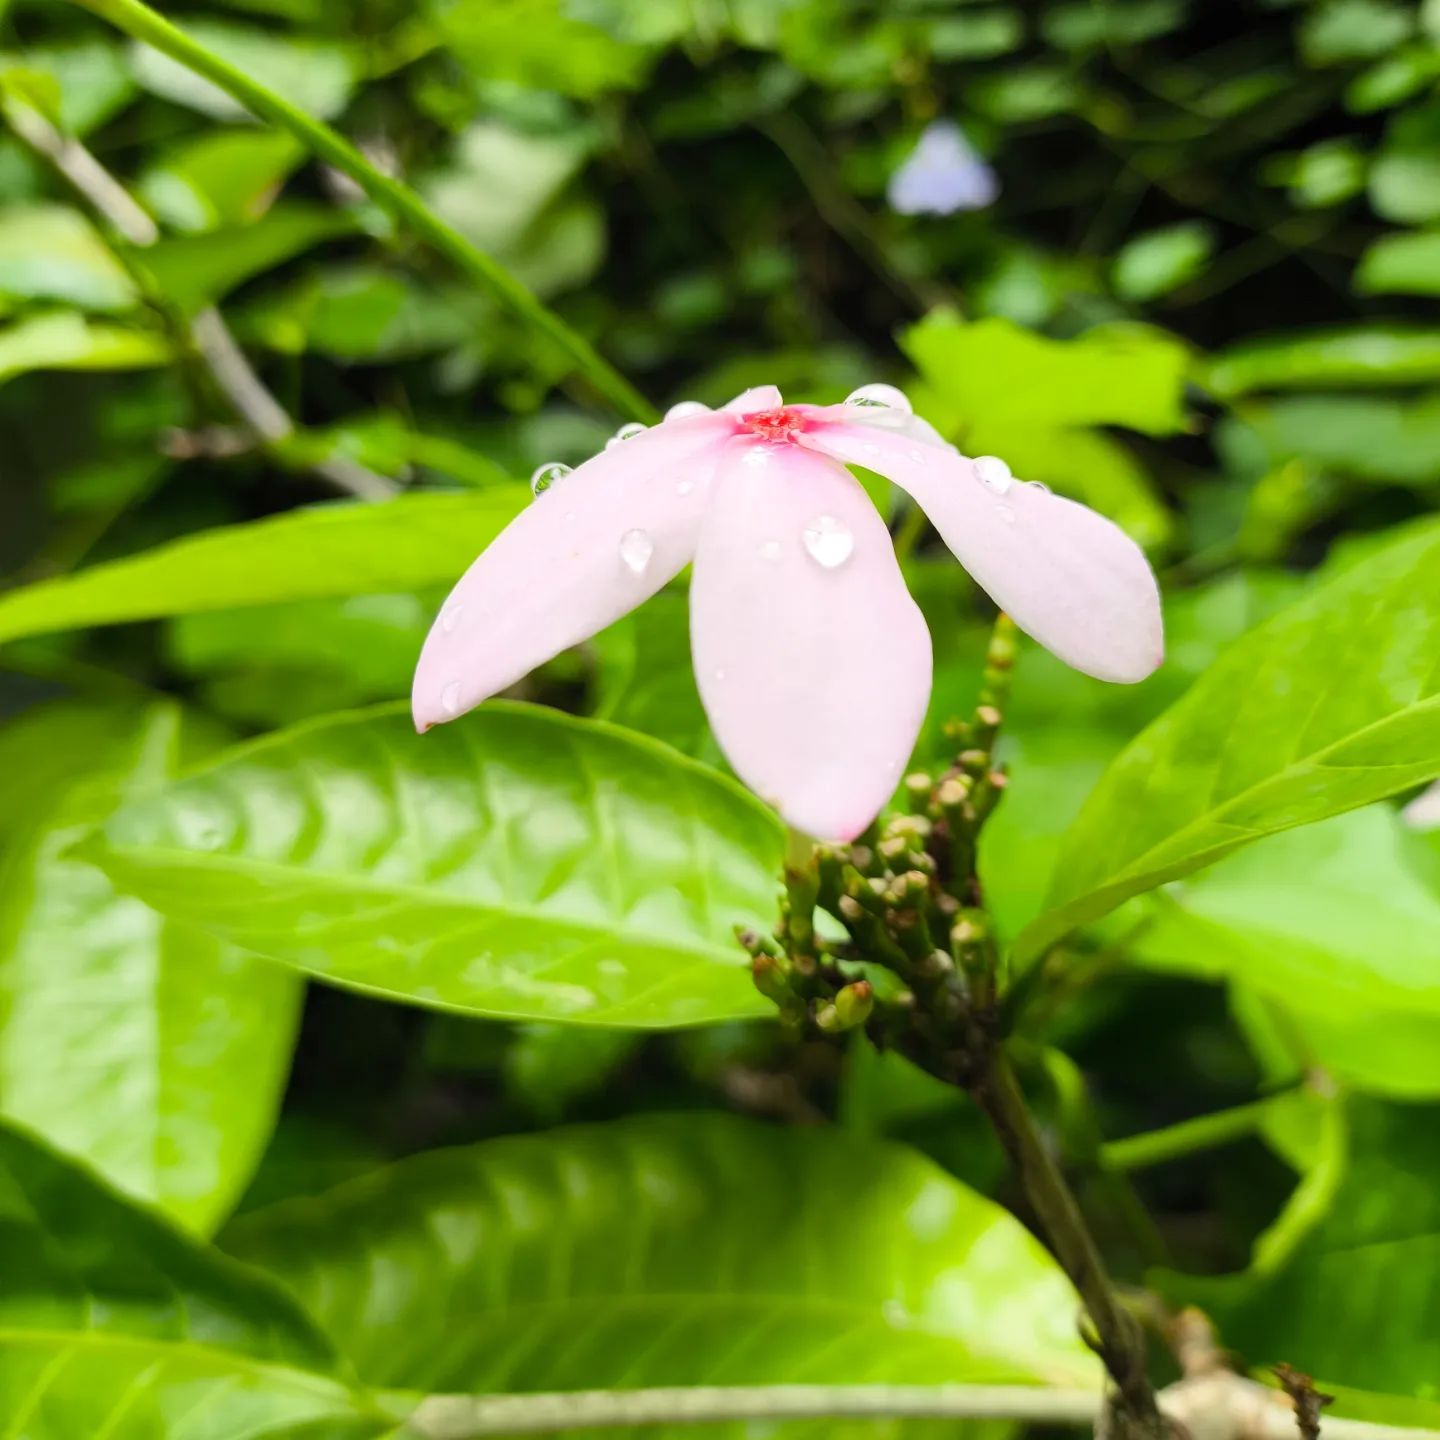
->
[888,121,998,216]
[414,385,1162,841]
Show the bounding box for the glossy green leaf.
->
[138,129,306,234]
[143,203,355,315]
[0,202,136,312]
[0,490,523,646]
[224,1113,1099,1402]
[0,700,301,1231]
[1134,806,1440,1096]
[1016,519,1440,964]
[89,703,783,1027]
[0,1119,381,1439]
[1355,229,1440,296]
[1204,326,1440,396]
[1178,1097,1440,1401]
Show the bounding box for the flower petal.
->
[690,438,933,841]
[723,385,783,413]
[804,420,1163,683]
[413,413,731,730]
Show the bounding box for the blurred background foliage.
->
[0,0,1438,1428]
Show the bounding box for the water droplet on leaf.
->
[619,528,654,575]
[802,514,855,568]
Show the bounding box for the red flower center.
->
[742,406,808,442]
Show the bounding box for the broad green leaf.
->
[1355,229,1440,296]
[1231,393,1440,486]
[138,130,306,234]
[0,311,169,386]
[1299,0,1413,65]
[224,1113,1099,1405]
[1176,1097,1440,1401]
[0,202,136,312]
[1112,222,1214,302]
[1204,326,1440,396]
[0,1119,381,1439]
[1280,138,1368,209]
[1015,519,1440,964]
[0,491,523,646]
[143,203,354,315]
[88,703,783,1028]
[1041,0,1187,48]
[129,20,360,121]
[0,700,301,1231]
[1370,102,1440,225]
[0,38,136,135]
[1133,806,1440,1096]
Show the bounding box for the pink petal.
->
[690,438,933,841]
[804,419,1163,683]
[413,413,732,730]
[723,385,783,413]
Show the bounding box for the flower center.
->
[742,406,808,442]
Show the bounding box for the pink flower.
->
[413,384,1163,841]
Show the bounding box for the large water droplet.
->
[759,539,783,561]
[845,382,913,415]
[609,423,648,450]
[441,603,464,634]
[665,400,711,421]
[441,682,461,715]
[802,514,855,569]
[1026,479,1052,495]
[973,455,1013,494]
[619,528,654,575]
[530,461,571,496]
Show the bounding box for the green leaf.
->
[138,129,306,234]
[1015,519,1440,965]
[1204,325,1440,396]
[1176,1096,1440,1401]
[1355,228,1440,296]
[88,703,784,1028]
[0,38,137,135]
[142,202,355,315]
[129,19,359,121]
[0,700,301,1231]
[224,1113,1099,1401]
[1133,806,1440,1096]
[1111,222,1215,302]
[0,490,523,646]
[0,202,136,312]
[0,1119,381,1438]
[1299,0,1413,65]
[0,310,169,385]
[1370,103,1440,225]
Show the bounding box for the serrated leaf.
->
[88,703,783,1028]
[223,1112,1099,1409]
[1016,519,1440,964]
[0,700,301,1231]
[0,491,523,646]
[0,1119,382,1439]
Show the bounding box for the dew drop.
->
[665,400,711,421]
[613,422,648,442]
[860,441,881,456]
[906,448,926,463]
[741,446,770,467]
[759,539,783,561]
[441,682,461,715]
[802,514,855,569]
[844,382,913,415]
[1026,479,1052,494]
[714,668,727,681]
[619,527,654,575]
[676,478,694,495]
[530,461,572,497]
[441,603,464,634]
[995,503,1016,524]
[973,455,1013,494]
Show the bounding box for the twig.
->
[1275,1365,1335,1440]
[401,1381,1440,1440]
[2,98,396,500]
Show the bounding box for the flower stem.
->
[63,0,656,425]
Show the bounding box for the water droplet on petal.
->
[530,461,572,496]
[802,514,855,569]
[845,382,913,415]
[619,528,654,575]
[714,668,726,681]
[974,455,1013,494]
[759,539,783,561]
[1026,479,1052,494]
[614,422,648,442]
[441,604,464,634]
[995,503,1015,524]
[677,478,694,495]
[665,400,711,421]
[441,682,461,715]
[860,441,881,456]
[906,448,926,463]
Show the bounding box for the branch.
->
[2,97,397,500]
[401,1381,1440,1440]
[65,0,656,424]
